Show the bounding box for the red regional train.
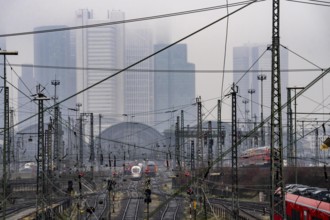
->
[239,146,271,167]
[275,191,330,219]
[144,161,158,177]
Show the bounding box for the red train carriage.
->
[285,193,329,220]
[144,161,158,177]
[123,162,132,175]
[275,191,330,220]
[239,146,271,167]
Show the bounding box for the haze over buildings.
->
[0,1,329,135]
[124,29,154,126]
[34,25,76,109]
[75,9,125,126]
[154,43,196,132]
[233,45,288,124]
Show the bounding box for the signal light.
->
[187,188,194,195]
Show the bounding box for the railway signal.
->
[144,188,152,203]
[187,188,194,195]
[145,188,152,220]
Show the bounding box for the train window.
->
[303,210,307,220]
[291,209,300,220]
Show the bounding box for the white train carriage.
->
[131,163,143,180]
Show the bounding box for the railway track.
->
[209,198,269,219]
[0,202,35,219]
[152,170,183,220]
[122,181,141,220]
[160,198,180,220]
[86,192,107,220]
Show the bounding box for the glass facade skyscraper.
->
[76,9,125,126]
[34,25,76,108]
[154,44,195,132]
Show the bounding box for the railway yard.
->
[1,162,276,220]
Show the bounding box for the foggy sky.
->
[0,0,329,123]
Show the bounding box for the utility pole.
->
[196,97,203,169]
[45,121,53,209]
[89,113,94,179]
[248,88,255,149]
[34,84,50,220]
[315,128,319,167]
[242,99,249,150]
[257,74,267,147]
[231,84,239,219]
[52,80,61,172]
[248,89,255,122]
[1,50,18,219]
[217,100,223,169]
[98,114,103,167]
[181,110,185,169]
[79,113,84,169]
[191,140,195,173]
[207,121,213,168]
[270,0,286,217]
[80,113,94,176]
[287,88,293,167]
[287,86,304,184]
[9,108,15,173]
[175,116,181,171]
[186,125,191,169]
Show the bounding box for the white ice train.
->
[131,163,143,180]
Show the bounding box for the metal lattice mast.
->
[4,88,9,172]
[175,116,181,170]
[1,50,18,219]
[35,85,49,220]
[315,128,319,166]
[89,113,95,177]
[54,105,60,170]
[3,87,9,205]
[217,100,222,169]
[287,88,293,167]
[45,122,53,199]
[231,84,239,219]
[9,108,15,172]
[270,0,285,217]
[79,113,84,169]
[186,125,191,168]
[196,97,203,169]
[98,114,102,167]
[52,80,60,171]
[191,140,195,171]
[208,121,213,168]
[181,110,185,169]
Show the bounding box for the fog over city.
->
[1,2,330,219]
[0,0,329,124]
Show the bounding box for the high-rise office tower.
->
[233,44,288,136]
[124,29,154,125]
[34,25,76,108]
[76,9,125,125]
[154,44,196,132]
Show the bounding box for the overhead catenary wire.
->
[286,0,330,7]
[280,44,324,70]
[3,0,259,133]
[1,63,323,74]
[0,0,265,38]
